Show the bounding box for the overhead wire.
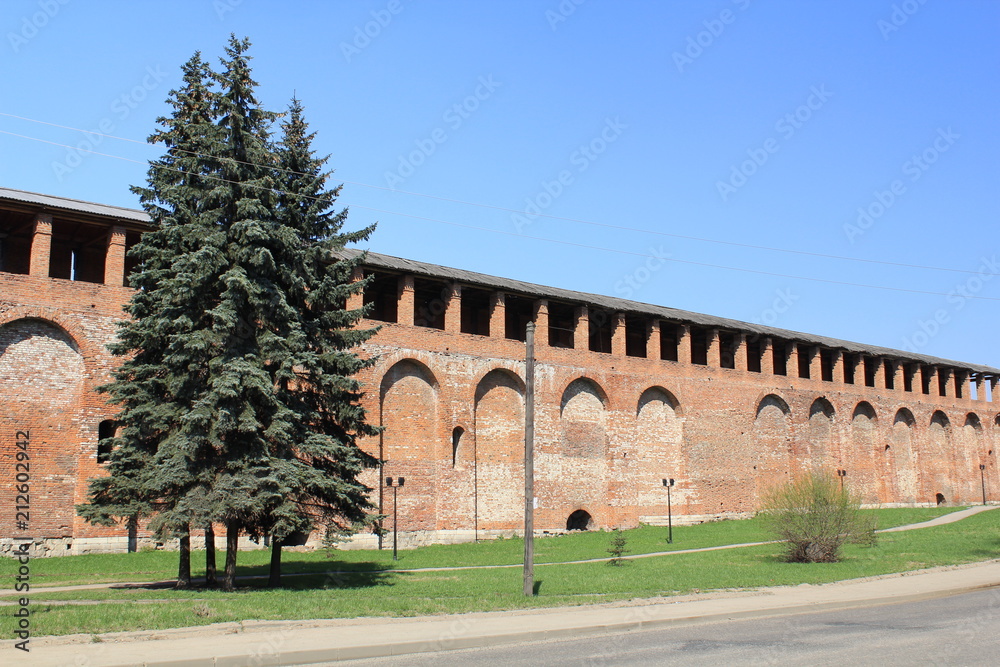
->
[0,123,996,303]
[0,111,980,278]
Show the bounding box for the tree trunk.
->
[205,524,217,587]
[222,521,239,591]
[268,538,282,588]
[176,526,191,589]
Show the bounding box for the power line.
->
[0,111,981,277]
[2,127,997,302]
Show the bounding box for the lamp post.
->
[980,464,987,506]
[837,469,847,491]
[662,478,675,543]
[385,476,405,561]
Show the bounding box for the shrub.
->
[758,471,876,563]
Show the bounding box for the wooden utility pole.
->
[524,321,535,597]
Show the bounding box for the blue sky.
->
[2,0,998,367]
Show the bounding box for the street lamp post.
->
[385,476,405,561]
[980,464,987,506]
[662,478,675,543]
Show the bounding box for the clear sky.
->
[2,0,997,367]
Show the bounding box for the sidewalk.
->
[6,506,999,666]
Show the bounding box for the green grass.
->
[2,507,992,638]
[11,506,959,589]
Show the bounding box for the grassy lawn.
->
[3,506,994,638]
[9,506,958,589]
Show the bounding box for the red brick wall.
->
[3,242,1000,552]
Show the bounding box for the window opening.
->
[718,331,736,369]
[820,349,834,382]
[97,420,116,463]
[746,336,762,373]
[624,315,648,358]
[772,338,787,376]
[451,427,464,468]
[589,308,613,353]
[504,295,533,342]
[363,271,399,323]
[659,321,679,361]
[863,357,877,387]
[690,326,708,366]
[797,344,811,379]
[459,286,491,336]
[413,278,447,329]
[547,301,575,348]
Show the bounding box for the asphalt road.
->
[346,588,1000,666]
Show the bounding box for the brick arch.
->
[755,393,790,418]
[804,397,836,474]
[634,387,685,512]
[894,407,916,427]
[378,357,440,396]
[0,309,100,361]
[558,376,609,414]
[853,401,878,423]
[473,368,525,530]
[957,413,984,500]
[850,401,879,502]
[925,410,954,504]
[891,408,918,502]
[0,317,86,540]
[754,394,793,492]
[558,377,608,526]
[379,358,439,530]
[474,367,525,401]
[637,386,682,417]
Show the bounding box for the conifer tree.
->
[78,50,222,588]
[79,36,380,591]
[260,97,379,586]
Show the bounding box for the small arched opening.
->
[451,426,464,468]
[935,492,946,506]
[97,419,116,463]
[566,509,593,531]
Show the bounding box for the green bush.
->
[759,471,876,563]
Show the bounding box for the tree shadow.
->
[109,560,394,592]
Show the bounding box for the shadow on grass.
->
[108,560,394,593]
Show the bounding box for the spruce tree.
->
[80,36,381,592]
[261,97,380,586]
[78,50,222,588]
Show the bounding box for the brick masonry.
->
[1,191,998,555]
